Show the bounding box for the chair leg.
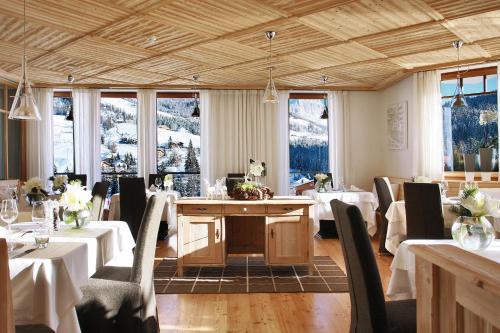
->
[378,217,392,256]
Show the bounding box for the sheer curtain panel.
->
[137,89,157,179]
[73,89,101,187]
[329,91,350,187]
[27,88,53,180]
[416,71,443,179]
[199,90,212,195]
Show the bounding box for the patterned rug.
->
[154,256,349,294]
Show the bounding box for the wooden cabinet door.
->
[268,216,308,264]
[182,215,223,265]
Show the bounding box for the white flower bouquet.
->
[164,174,173,188]
[23,177,47,204]
[60,182,93,228]
[249,159,266,177]
[314,173,331,192]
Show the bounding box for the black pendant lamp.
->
[320,75,329,119]
[191,75,200,117]
[65,103,74,121]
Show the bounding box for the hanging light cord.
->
[268,35,272,77]
[23,0,26,59]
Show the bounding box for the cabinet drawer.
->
[267,205,306,216]
[182,205,222,215]
[223,205,266,215]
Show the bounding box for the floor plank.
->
[155,234,393,333]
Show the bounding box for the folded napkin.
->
[149,185,156,192]
[349,185,364,192]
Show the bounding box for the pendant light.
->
[191,75,200,117]
[9,0,41,121]
[263,31,279,104]
[65,71,74,121]
[451,40,468,110]
[320,75,329,119]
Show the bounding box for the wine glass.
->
[1,199,19,251]
[440,180,448,199]
[155,177,163,192]
[32,201,48,224]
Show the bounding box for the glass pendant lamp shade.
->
[263,68,279,103]
[321,99,328,119]
[192,101,200,117]
[9,56,41,121]
[451,78,468,110]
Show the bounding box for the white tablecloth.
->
[8,220,135,333]
[108,191,179,231]
[386,239,500,300]
[302,190,378,236]
[384,200,458,255]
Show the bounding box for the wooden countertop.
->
[175,197,316,206]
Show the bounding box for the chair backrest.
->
[148,174,163,189]
[130,193,168,285]
[68,174,87,187]
[119,177,147,241]
[403,182,445,240]
[227,173,245,178]
[374,177,394,215]
[90,181,110,221]
[330,199,388,333]
[0,238,15,333]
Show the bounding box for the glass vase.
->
[63,209,90,229]
[451,216,495,251]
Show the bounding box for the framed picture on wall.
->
[387,101,408,150]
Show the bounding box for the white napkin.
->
[149,185,156,192]
[349,185,364,192]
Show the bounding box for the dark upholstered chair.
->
[227,173,245,178]
[403,182,445,240]
[374,177,395,255]
[90,181,110,221]
[68,174,87,187]
[76,193,168,333]
[330,199,416,333]
[119,177,147,241]
[146,174,169,240]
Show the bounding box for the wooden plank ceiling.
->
[0,0,499,90]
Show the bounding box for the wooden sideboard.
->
[410,244,500,333]
[176,198,316,276]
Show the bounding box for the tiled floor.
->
[154,256,348,294]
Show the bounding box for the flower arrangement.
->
[52,175,68,193]
[479,108,498,148]
[249,159,266,177]
[450,184,500,218]
[60,182,93,228]
[164,174,173,189]
[23,177,47,204]
[230,181,274,200]
[314,173,331,192]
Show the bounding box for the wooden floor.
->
[154,234,393,333]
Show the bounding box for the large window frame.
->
[53,91,75,175]
[288,92,330,189]
[441,66,498,179]
[156,91,201,197]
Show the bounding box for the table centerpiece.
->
[22,177,48,205]
[60,181,93,228]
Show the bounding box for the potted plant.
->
[460,142,477,182]
[449,183,496,251]
[60,181,93,228]
[478,108,498,181]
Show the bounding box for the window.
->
[53,92,74,174]
[441,67,498,171]
[289,94,329,189]
[156,92,200,197]
[100,92,138,194]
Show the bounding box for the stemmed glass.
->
[1,199,19,251]
[155,177,163,192]
[440,180,448,199]
[32,201,48,224]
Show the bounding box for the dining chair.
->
[146,174,169,240]
[403,182,445,240]
[227,173,245,178]
[76,193,168,333]
[148,173,163,190]
[68,174,87,186]
[330,199,416,333]
[0,238,15,333]
[119,177,147,241]
[90,181,110,221]
[374,177,395,255]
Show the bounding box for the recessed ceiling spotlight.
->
[147,35,157,45]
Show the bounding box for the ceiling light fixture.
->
[263,31,279,104]
[320,75,329,120]
[191,75,200,117]
[9,0,41,121]
[451,40,468,110]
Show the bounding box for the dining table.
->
[302,189,378,236]
[386,239,500,301]
[4,219,135,333]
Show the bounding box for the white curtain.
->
[199,89,211,195]
[203,90,281,192]
[137,89,157,180]
[276,91,290,195]
[27,88,53,181]
[329,91,350,187]
[416,71,443,179]
[73,89,101,187]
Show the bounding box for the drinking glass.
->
[155,177,163,192]
[32,201,48,224]
[1,199,19,251]
[34,226,50,249]
[440,180,448,198]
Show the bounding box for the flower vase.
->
[479,148,493,181]
[63,209,90,229]
[315,182,326,193]
[451,216,495,251]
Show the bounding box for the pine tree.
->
[167,136,173,148]
[184,140,200,172]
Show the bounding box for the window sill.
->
[444,171,499,182]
